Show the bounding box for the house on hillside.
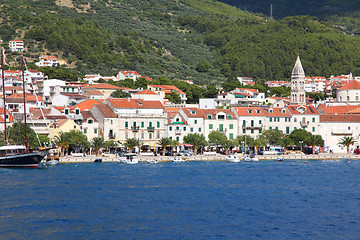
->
[9,40,24,51]
[148,85,187,104]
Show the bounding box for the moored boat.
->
[0,145,48,168]
[243,154,259,162]
[173,156,187,162]
[225,155,240,162]
[119,153,138,164]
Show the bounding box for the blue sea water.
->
[1,160,360,239]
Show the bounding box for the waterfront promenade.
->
[59,152,360,163]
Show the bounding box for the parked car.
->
[354,147,360,154]
[263,147,284,155]
[179,150,193,156]
[160,150,174,156]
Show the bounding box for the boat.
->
[243,154,259,162]
[225,155,240,162]
[147,159,158,164]
[0,51,48,168]
[46,159,60,165]
[94,158,103,163]
[119,153,138,164]
[276,157,284,161]
[173,156,187,162]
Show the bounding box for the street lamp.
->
[299,141,303,152]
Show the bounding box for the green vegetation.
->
[2,0,360,85]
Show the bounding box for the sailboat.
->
[0,50,48,168]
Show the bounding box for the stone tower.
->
[290,56,306,105]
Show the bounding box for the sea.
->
[1,160,360,239]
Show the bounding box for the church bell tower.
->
[290,56,306,105]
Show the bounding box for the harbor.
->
[58,152,360,163]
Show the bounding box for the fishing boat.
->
[225,155,240,162]
[0,51,48,168]
[243,154,259,162]
[119,153,138,164]
[147,159,158,164]
[173,156,187,162]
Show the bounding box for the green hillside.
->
[2,0,360,83]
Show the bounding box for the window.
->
[286,127,289,134]
[157,132,160,138]
[183,127,186,131]
[176,137,179,141]
[176,126,179,130]
[190,128,193,132]
[270,117,272,122]
[229,124,233,130]
[294,127,297,130]
[228,115,232,119]
[243,129,246,133]
[88,119,93,124]
[192,110,196,114]
[141,122,144,128]
[207,115,212,119]
[243,120,246,126]
[275,127,278,130]
[312,127,315,132]
[75,109,80,115]
[133,122,137,127]
[141,132,144,139]
[218,115,225,120]
[125,133,128,139]
[110,120,113,125]
[270,127,272,130]
[251,129,254,133]
[251,120,254,127]
[169,126,172,131]
[259,129,262,134]
[198,128,201,132]
[149,133,152,139]
[157,121,160,128]
[94,128,97,134]
[64,109,69,115]
[125,121,128,129]
[74,125,76,129]
[169,137,172,140]
[312,118,315,123]
[194,120,197,124]
[294,118,297,122]
[229,133,233,139]
[259,120,262,124]
[84,129,87,134]
[209,124,213,130]
[149,122,152,127]
[219,124,223,132]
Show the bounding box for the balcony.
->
[131,126,140,131]
[242,124,263,130]
[147,126,155,132]
[108,133,115,139]
[300,121,309,128]
[331,130,353,135]
[175,129,181,135]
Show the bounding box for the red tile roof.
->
[286,105,319,115]
[135,89,157,95]
[71,99,103,111]
[109,99,164,109]
[320,114,360,122]
[148,85,185,95]
[338,80,360,90]
[7,93,42,102]
[322,105,360,114]
[84,83,121,90]
[233,107,266,116]
[93,104,117,118]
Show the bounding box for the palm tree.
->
[91,137,104,156]
[171,139,179,154]
[183,133,207,156]
[306,135,324,154]
[124,138,138,153]
[338,136,355,154]
[254,136,267,154]
[54,131,69,157]
[280,137,294,155]
[157,137,172,156]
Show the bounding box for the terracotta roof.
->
[84,83,121,90]
[120,71,140,76]
[84,90,103,96]
[320,114,360,122]
[181,108,205,118]
[202,109,237,120]
[81,110,97,123]
[0,108,13,122]
[135,89,157,95]
[322,105,360,114]
[92,104,117,118]
[167,111,187,125]
[263,107,292,117]
[108,99,164,109]
[338,80,360,90]
[29,108,51,119]
[148,85,185,95]
[61,93,87,98]
[71,99,103,111]
[7,93,42,102]
[286,105,319,115]
[233,107,266,116]
[165,107,180,112]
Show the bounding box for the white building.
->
[9,40,24,51]
[35,55,58,67]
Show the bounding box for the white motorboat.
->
[173,156,187,162]
[243,154,259,162]
[119,153,138,164]
[225,155,240,162]
[147,159,159,164]
[46,159,60,165]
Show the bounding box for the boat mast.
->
[21,55,28,150]
[1,48,7,145]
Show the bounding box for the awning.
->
[143,142,150,146]
[184,144,193,147]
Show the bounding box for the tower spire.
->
[290,56,306,105]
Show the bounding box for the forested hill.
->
[2,0,360,83]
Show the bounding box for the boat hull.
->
[0,151,47,168]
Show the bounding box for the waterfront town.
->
[2,47,360,155]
